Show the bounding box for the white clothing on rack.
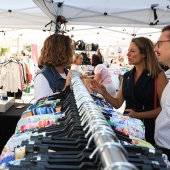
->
[0,62,21,92]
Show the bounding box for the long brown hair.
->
[39,34,73,67]
[132,37,162,77]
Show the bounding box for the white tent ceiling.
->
[0,0,50,30]
[33,0,170,27]
[0,0,52,48]
[1,0,170,47]
[33,0,170,46]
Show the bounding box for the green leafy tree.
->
[0,48,9,56]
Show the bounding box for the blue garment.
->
[122,67,156,145]
[0,152,15,166]
[103,61,108,67]
[96,100,113,109]
[36,65,68,93]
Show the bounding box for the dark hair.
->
[162,25,170,39]
[131,37,162,77]
[39,34,73,67]
[81,52,91,65]
[91,54,103,67]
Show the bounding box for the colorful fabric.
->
[98,107,116,115]
[21,107,62,118]
[130,136,154,149]
[109,111,145,140]
[19,118,58,133]
[15,114,64,134]
[29,99,60,110]
[95,99,113,109]
[0,152,14,166]
[0,132,46,160]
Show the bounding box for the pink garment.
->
[20,119,57,133]
[24,62,32,84]
[94,64,112,84]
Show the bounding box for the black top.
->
[123,67,155,112]
[122,67,156,145]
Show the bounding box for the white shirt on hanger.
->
[0,62,21,92]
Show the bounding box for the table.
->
[0,103,31,153]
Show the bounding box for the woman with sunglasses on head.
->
[90,37,168,145]
[71,53,85,74]
[70,53,93,79]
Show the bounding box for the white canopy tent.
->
[32,0,170,46]
[0,0,50,30]
[1,0,170,49]
[0,0,52,49]
[33,0,170,27]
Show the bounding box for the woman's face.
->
[127,42,145,66]
[75,55,83,65]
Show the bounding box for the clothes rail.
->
[71,72,138,170]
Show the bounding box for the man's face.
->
[154,30,170,67]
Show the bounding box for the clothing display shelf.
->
[71,72,138,170]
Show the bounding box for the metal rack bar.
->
[71,74,138,170]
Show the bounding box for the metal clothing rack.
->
[71,72,138,170]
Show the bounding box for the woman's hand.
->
[90,79,106,95]
[125,109,139,119]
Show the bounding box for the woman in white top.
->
[70,53,85,74]
[71,53,91,79]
